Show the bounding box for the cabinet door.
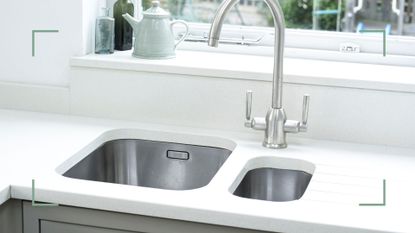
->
[23,201,271,233]
[41,220,142,233]
[0,199,22,233]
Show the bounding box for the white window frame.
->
[174,23,415,67]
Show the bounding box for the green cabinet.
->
[23,201,271,233]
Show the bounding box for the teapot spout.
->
[122,13,141,28]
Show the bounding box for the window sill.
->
[70,50,415,94]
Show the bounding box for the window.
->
[137,0,415,65]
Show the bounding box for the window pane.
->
[144,0,272,26]
[145,0,415,37]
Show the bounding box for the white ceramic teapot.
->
[123,1,189,59]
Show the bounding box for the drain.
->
[166,150,190,160]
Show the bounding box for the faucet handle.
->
[300,94,310,131]
[245,90,266,130]
[246,90,253,121]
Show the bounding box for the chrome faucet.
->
[208,0,310,148]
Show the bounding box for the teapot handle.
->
[170,20,189,49]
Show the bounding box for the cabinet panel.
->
[0,199,22,233]
[41,220,141,233]
[23,201,272,233]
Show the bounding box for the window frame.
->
[174,22,415,67]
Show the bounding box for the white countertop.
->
[1,109,414,233]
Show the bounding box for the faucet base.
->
[262,141,287,149]
[263,107,287,149]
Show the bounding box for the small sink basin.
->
[63,139,232,190]
[233,167,312,202]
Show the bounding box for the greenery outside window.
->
[136,0,415,66]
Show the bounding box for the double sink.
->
[62,132,314,202]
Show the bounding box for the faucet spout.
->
[208,0,285,108]
[207,0,237,47]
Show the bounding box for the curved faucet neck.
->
[208,0,285,109]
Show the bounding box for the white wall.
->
[0,0,98,87]
[70,68,415,149]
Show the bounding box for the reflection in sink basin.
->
[233,168,312,202]
[63,139,232,190]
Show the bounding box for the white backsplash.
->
[69,67,415,149]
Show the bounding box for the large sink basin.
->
[63,139,232,190]
[233,167,312,202]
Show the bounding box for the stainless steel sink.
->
[63,139,232,190]
[233,168,312,202]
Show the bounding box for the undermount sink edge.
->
[230,156,315,202]
[57,128,236,191]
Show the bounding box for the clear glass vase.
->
[95,8,115,54]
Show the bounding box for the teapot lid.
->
[143,1,170,18]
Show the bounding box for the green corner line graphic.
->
[359,29,387,57]
[31,30,59,57]
[359,179,386,207]
[31,179,59,207]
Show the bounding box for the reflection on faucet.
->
[207,0,310,149]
